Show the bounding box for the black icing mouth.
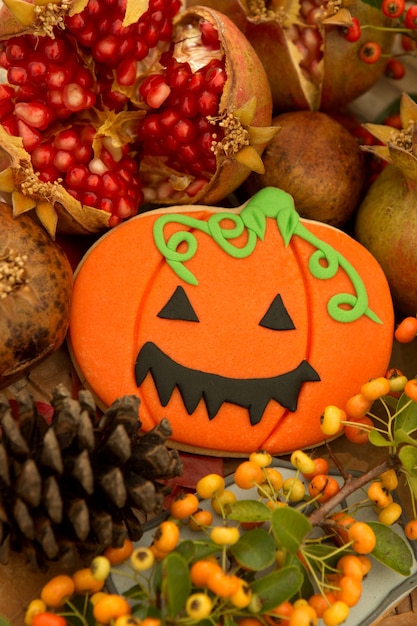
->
[135,342,320,426]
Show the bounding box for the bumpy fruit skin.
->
[0,202,73,387]
[186,0,393,112]
[355,165,417,315]
[244,111,365,227]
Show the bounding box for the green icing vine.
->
[153,187,382,324]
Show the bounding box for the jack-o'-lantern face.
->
[69,188,394,455]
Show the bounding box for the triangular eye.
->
[157,286,199,322]
[259,294,295,330]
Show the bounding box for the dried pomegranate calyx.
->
[361,93,417,182]
[0,0,71,38]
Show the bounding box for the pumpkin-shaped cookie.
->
[68,188,394,455]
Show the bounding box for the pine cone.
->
[0,384,183,569]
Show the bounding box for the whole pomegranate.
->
[0,1,275,236]
[355,93,417,315]
[243,111,365,227]
[0,202,73,388]
[185,0,394,112]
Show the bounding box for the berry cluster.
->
[20,440,415,626]
[342,0,417,77]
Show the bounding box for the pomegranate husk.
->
[138,6,276,206]
[0,201,73,387]
[355,165,417,316]
[0,4,275,235]
[185,0,394,112]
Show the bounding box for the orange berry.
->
[404,378,417,402]
[249,450,272,468]
[196,473,225,500]
[170,492,200,520]
[288,603,318,626]
[335,575,362,607]
[93,594,131,625]
[234,460,265,489]
[345,393,372,419]
[361,376,391,401]
[379,468,399,491]
[206,570,241,597]
[337,554,364,580]
[265,600,294,625]
[322,600,350,626]
[40,575,75,608]
[72,567,105,594]
[211,488,237,515]
[263,467,284,491]
[378,502,402,526]
[348,521,376,554]
[302,457,330,480]
[357,555,372,577]
[320,405,345,436]
[405,519,417,540]
[152,519,180,553]
[190,559,221,587]
[188,508,213,531]
[367,481,392,508]
[308,474,340,503]
[395,316,417,343]
[102,539,134,565]
[210,525,240,546]
[329,512,355,545]
[344,416,374,444]
[308,592,337,618]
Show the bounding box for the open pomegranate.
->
[0,1,275,236]
[185,0,394,112]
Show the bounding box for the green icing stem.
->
[153,187,381,324]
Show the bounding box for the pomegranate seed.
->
[116,195,136,218]
[179,93,198,117]
[76,25,99,47]
[27,58,48,84]
[16,119,42,151]
[89,158,108,175]
[65,165,89,189]
[139,74,166,100]
[102,171,120,194]
[167,63,190,89]
[43,38,67,62]
[31,144,56,169]
[83,191,99,207]
[205,66,227,93]
[46,64,73,89]
[86,173,103,191]
[173,119,196,143]
[54,129,81,151]
[134,39,148,60]
[99,197,114,212]
[159,108,181,128]
[200,20,220,48]
[187,72,205,92]
[187,178,209,197]
[53,150,76,172]
[47,89,64,108]
[15,102,52,130]
[144,24,159,47]
[197,90,219,116]
[86,0,101,16]
[65,12,88,32]
[164,135,179,153]
[116,59,137,86]
[74,144,94,163]
[140,114,162,137]
[178,142,199,162]
[146,81,171,108]
[37,165,61,183]
[8,66,27,85]
[93,35,119,62]
[76,67,95,89]
[0,84,14,102]
[6,39,28,61]
[62,83,93,112]
[199,131,215,155]
[0,100,12,119]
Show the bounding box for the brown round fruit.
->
[243,111,365,227]
[0,203,73,387]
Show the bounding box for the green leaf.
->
[399,444,417,474]
[368,429,392,447]
[160,552,192,619]
[227,499,272,523]
[241,205,266,239]
[285,553,314,600]
[394,394,417,436]
[368,521,414,576]
[229,527,276,571]
[277,207,299,247]
[272,507,312,553]
[251,566,303,611]
[394,428,417,445]
[123,583,148,601]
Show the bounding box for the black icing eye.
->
[259,294,295,330]
[157,286,199,322]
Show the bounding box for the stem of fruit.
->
[308,457,393,527]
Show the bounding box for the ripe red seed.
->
[197,90,219,116]
[343,17,361,42]
[14,101,52,130]
[381,0,405,18]
[405,5,417,28]
[200,19,220,48]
